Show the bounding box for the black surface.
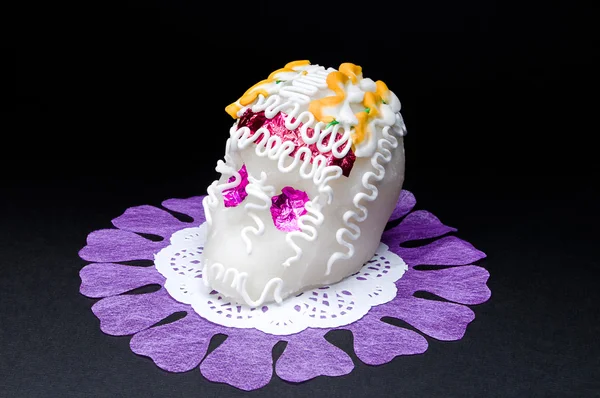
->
[5,0,599,396]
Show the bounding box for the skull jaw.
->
[201,206,299,305]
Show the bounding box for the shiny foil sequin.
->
[270,187,309,232]
[237,109,356,177]
[222,165,249,207]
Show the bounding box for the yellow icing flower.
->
[308,63,392,148]
[225,60,311,118]
[308,63,364,124]
[351,80,392,146]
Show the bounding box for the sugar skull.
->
[202,61,407,306]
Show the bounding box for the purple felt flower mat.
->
[79,190,490,391]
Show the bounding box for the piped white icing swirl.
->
[241,172,275,254]
[282,199,325,267]
[326,125,400,275]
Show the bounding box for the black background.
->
[5,0,599,396]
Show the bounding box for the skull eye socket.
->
[222,165,249,208]
[270,186,309,232]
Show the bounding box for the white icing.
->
[359,77,377,92]
[202,159,241,226]
[202,260,285,306]
[282,199,324,267]
[326,126,399,275]
[320,79,364,125]
[240,172,274,254]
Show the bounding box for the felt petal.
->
[200,329,278,391]
[130,314,219,373]
[383,210,456,247]
[112,205,187,239]
[276,329,354,382]
[401,266,491,305]
[92,289,185,336]
[388,190,416,222]
[79,229,167,262]
[397,236,487,267]
[161,196,206,224]
[372,295,475,341]
[79,263,164,298]
[346,315,428,365]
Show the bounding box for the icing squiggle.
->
[202,261,284,306]
[202,158,241,226]
[282,199,325,267]
[240,172,275,254]
[278,65,330,104]
[325,125,400,275]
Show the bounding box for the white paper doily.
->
[154,224,407,335]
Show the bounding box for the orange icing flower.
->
[308,62,392,148]
[308,63,364,124]
[351,80,392,145]
[225,60,311,118]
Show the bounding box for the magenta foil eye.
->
[222,165,249,207]
[270,187,310,232]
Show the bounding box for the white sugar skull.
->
[202,61,407,306]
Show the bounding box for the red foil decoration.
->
[270,186,309,232]
[237,109,356,177]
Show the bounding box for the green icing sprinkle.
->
[276,80,283,84]
[364,107,370,113]
[382,99,387,104]
[327,119,340,128]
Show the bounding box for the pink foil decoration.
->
[222,165,249,207]
[238,109,356,177]
[270,186,309,232]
